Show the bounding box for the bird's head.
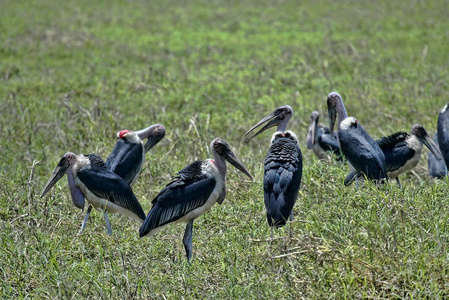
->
[327,92,343,137]
[142,124,166,152]
[211,138,253,180]
[41,152,76,198]
[244,105,293,141]
[118,130,132,139]
[412,124,443,161]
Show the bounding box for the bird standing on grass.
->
[327,92,387,186]
[41,152,146,235]
[345,124,443,187]
[139,138,253,262]
[244,105,302,230]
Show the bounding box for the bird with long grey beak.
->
[437,103,449,171]
[244,105,302,230]
[139,138,253,262]
[327,92,387,186]
[345,124,443,187]
[41,152,146,235]
[306,111,341,160]
[428,132,447,178]
[106,124,166,186]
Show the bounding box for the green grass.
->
[2,0,449,298]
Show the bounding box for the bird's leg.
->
[289,212,293,240]
[183,220,194,262]
[104,211,112,236]
[79,204,93,234]
[396,178,402,189]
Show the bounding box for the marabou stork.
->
[306,111,341,160]
[244,105,302,228]
[139,138,253,261]
[428,132,447,178]
[345,124,443,187]
[106,124,166,186]
[327,92,387,185]
[437,103,449,170]
[41,152,146,235]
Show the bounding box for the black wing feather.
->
[264,136,302,228]
[339,124,387,181]
[376,132,408,150]
[318,130,341,154]
[139,161,216,237]
[77,165,146,220]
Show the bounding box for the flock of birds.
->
[41,92,449,261]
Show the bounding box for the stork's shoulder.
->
[85,154,106,167]
[376,132,409,150]
[151,160,207,204]
[265,133,302,167]
[176,160,209,179]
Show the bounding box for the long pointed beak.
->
[306,118,317,149]
[244,111,281,141]
[328,106,337,139]
[145,125,166,152]
[223,149,253,180]
[41,157,70,197]
[422,135,443,161]
[136,124,166,152]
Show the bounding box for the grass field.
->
[2,0,449,298]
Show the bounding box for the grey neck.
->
[336,98,348,128]
[213,152,227,178]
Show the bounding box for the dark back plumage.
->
[264,134,302,227]
[339,122,387,181]
[139,160,217,237]
[86,154,106,167]
[77,160,146,221]
[105,139,144,185]
[375,132,415,173]
[376,132,408,149]
[317,126,341,155]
